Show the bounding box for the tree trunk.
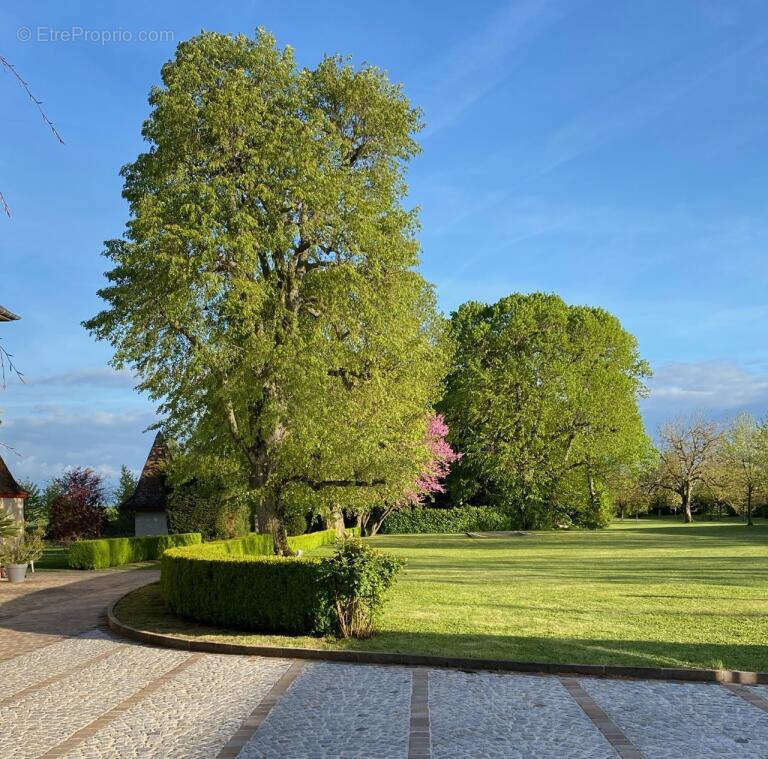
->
[747,486,754,527]
[256,489,293,555]
[331,506,346,537]
[587,476,600,515]
[682,486,693,523]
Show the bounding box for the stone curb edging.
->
[106,595,768,685]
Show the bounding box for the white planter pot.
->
[6,563,28,583]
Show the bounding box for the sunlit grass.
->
[115,518,768,671]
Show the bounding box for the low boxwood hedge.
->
[160,528,358,634]
[68,533,202,569]
[380,506,510,534]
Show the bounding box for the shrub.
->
[380,505,510,534]
[160,527,368,635]
[0,526,44,565]
[318,538,404,638]
[285,510,307,536]
[161,550,332,634]
[0,508,19,539]
[49,468,107,543]
[68,532,201,569]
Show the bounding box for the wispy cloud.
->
[416,0,568,136]
[1,405,149,429]
[17,366,137,388]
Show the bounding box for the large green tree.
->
[85,30,445,554]
[441,293,650,528]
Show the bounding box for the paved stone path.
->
[3,571,768,757]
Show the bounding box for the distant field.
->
[116,518,768,671]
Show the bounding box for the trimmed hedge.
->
[68,533,202,569]
[380,506,510,534]
[160,528,358,634]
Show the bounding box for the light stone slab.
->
[429,669,618,759]
[0,638,189,759]
[0,628,120,699]
[580,676,768,758]
[61,653,291,759]
[237,661,412,759]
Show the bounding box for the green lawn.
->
[35,544,70,570]
[115,518,768,671]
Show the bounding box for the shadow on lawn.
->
[115,583,768,672]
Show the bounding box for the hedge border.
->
[160,528,360,635]
[68,533,202,569]
[106,588,768,685]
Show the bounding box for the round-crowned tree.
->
[441,293,650,529]
[85,30,446,553]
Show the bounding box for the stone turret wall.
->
[0,496,24,524]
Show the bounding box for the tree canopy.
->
[440,293,650,528]
[85,30,445,553]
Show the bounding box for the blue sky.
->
[1,0,767,487]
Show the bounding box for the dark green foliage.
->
[107,465,139,536]
[160,527,376,635]
[167,478,250,541]
[18,480,46,527]
[162,551,332,635]
[380,506,510,534]
[318,538,404,638]
[285,510,307,536]
[68,532,201,569]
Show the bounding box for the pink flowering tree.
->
[359,414,461,536]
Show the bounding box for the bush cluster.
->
[380,505,510,534]
[318,538,404,638]
[68,532,202,569]
[160,528,385,636]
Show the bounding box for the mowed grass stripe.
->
[115,519,768,672]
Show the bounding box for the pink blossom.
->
[404,414,461,504]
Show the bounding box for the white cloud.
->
[641,360,768,433]
[0,404,156,487]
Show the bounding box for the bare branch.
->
[1,53,65,216]
[1,54,65,144]
[0,339,24,388]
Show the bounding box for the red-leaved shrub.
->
[49,468,107,543]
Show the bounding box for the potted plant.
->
[0,527,44,583]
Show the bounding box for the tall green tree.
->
[18,480,46,526]
[716,412,767,527]
[85,30,445,553]
[115,465,138,507]
[441,293,650,529]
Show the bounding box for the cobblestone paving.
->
[237,661,412,759]
[430,669,617,759]
[0,569,159,660]
[3,628,768,758]
[63,652,291,759]
[4,571,768,759]
[581,676,768,758]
